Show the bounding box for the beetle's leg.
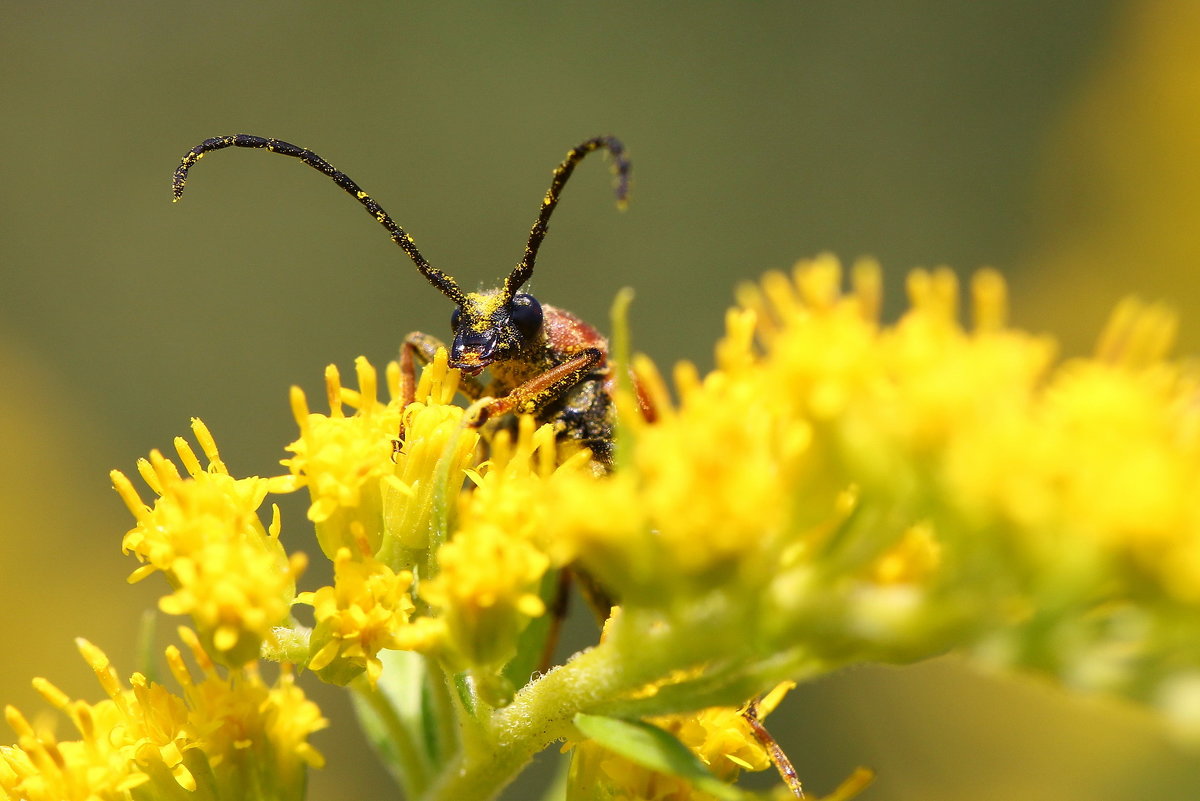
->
[743,698,804,798]
[470,347,603,426]
[399,331,443,408]
[394,332,487,460]
[398,331,486,406]
[537,569,573,673]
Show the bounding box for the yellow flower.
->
[298,545,425,686]
[667,682,794,780]
[0,633,325,801]
[111,419,303,666]
[282,352,480,569]
[281,356,406,559]
[383,349,481,561]
[166,628,326,795]
[2,694,142,801]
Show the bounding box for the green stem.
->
[353,679,433,799]
[449,669,493,757]
[421,607,728,801]
[425,660,460,767]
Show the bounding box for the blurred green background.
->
[3,1,1199,799]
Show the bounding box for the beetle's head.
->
[447,287,544,375]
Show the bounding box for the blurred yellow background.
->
[2,2,1198,799]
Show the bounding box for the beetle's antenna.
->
[172,134,467,304]
[505,136,631,299]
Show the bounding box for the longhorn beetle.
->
[172,142,804,780]
[172,134,640,466]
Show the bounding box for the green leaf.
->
[351,650,437,799]
[572,713,748,801]
[608,287,640,475]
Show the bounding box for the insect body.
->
[172,134,634,464]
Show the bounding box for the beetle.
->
[171,134,639,466]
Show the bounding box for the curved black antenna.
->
[505,136,631,299]
[172,135,467,304]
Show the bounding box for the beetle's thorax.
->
[487,302,611,407]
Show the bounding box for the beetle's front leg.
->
[468,347,603,426]
[394,332,487,460]
[398,331,486,405]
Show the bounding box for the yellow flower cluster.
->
[281,352,504,686]
[282,351,480,565]
[541,256,1200,730]
[75,255,1200,801]
[421,417,592,680]
[0,631,325,801]
[111,419,303,666]
[280,357,408,559]
[300,547,419,685]
[106,345,580,700]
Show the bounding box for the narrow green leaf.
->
[608,287,639,474]
[351,650,436,798]
[573,713,748,801]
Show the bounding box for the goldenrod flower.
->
[0,633,325,801]
[111,419,303,666]
[298,545,424,686]
[383,350,481,564]
[281,356,406,559]
[165,628,326,796]
[282,352,479,570]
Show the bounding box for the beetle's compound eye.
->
[450,305,462,331]
[510,293,544,341]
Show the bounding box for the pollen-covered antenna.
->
[505,136,631,299]
[172,134,468,304]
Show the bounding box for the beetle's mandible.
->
[172,134,641,466]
